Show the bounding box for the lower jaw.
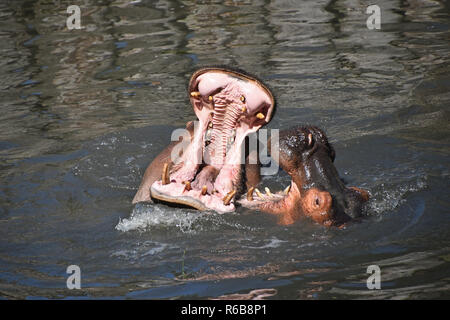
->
[150,179,236,212]
[239,181,296,212]
[150,124,246,213]
[151,164,295,214]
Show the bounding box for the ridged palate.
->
[208,96,241,165]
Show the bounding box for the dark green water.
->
[0,0,449,299]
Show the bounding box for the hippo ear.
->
[307,133,314,148]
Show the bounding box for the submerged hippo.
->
[133,67,369,226]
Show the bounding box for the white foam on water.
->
[244,237,288,249]
[142,243,170,256]
[115,204,209,234]
[115,202,261,236]
[110,240,179,262]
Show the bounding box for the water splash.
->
[366,175,428,216]
[115,204,209,234]
[116,202,261,235]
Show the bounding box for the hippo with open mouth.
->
[133,67,369,226]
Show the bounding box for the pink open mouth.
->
[150,68,275,212]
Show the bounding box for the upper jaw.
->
[150,67,275,212]
[188,67,275,122]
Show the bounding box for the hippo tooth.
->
[162,163,170,185]
[254,188,264,200]
[256,112,265,120]
[240,95,245,102]
[190,91,201,98]
[223,189,237,206]
[241,106,247,113]
[183,181,192,191]
[283,185,291,195]
[205,128,212,142]
[201,186,207,196]
[247,187,255,201]
[208,95,213,101]
[264,187,273,197]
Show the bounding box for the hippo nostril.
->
[302,188,334,225]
